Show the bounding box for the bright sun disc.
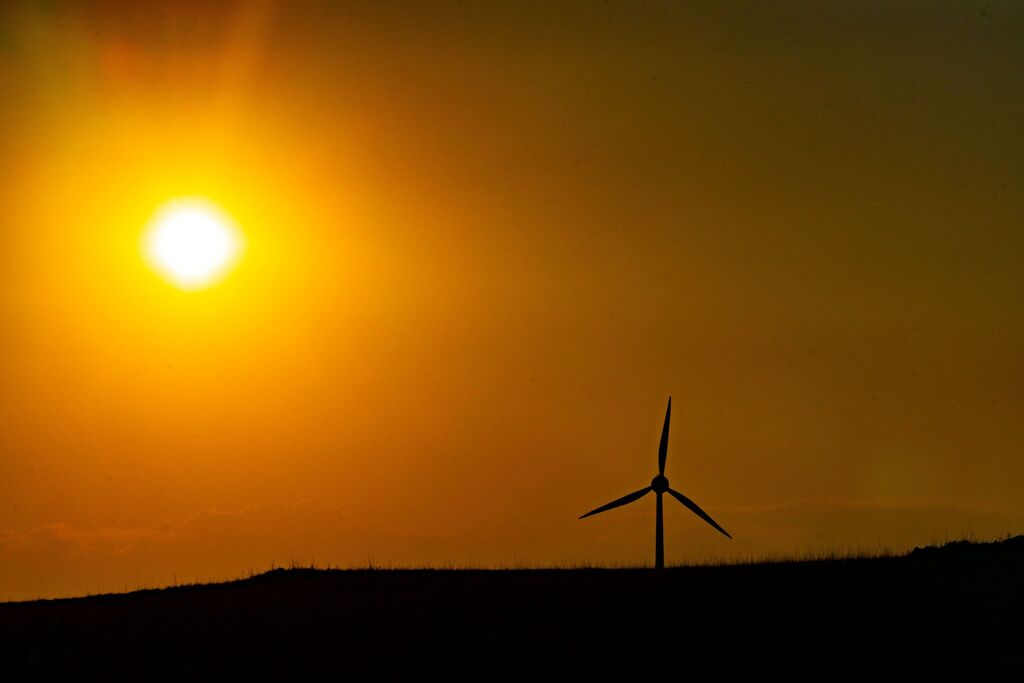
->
[143,198,243,290]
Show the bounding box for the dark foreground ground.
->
[1,537,1021,678]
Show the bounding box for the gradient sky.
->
[2,1,1023,600]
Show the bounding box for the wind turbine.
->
[579,397,731,569]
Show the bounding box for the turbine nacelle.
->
[650,474,669,493]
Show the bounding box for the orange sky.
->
[2,1,1023,600]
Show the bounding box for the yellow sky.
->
[2,1,1023,599]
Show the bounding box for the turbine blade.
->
[579,487,652,519]
[658,396,671,475]
[667,488,732,539]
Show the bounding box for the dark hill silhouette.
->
[1,537,1020,677]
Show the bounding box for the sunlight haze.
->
[1,1,1022,600]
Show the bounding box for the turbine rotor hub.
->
[651,474,669,493]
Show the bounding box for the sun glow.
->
[143,198,244,290]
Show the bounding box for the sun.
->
[142,198,244,290]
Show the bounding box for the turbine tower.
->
[579,397,731,569]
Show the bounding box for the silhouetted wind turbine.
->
[579,397,731,569]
